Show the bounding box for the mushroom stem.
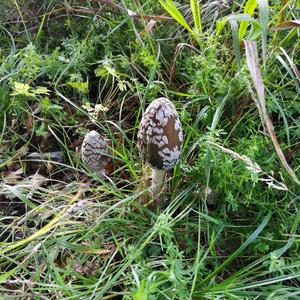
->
[95,169,106,178]
[150,169,166,197]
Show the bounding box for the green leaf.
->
[0,266,19,284]
[95,63,118,78]
[238,0,258,41]
[229,19,241,69]
[10,81,34,97]
[158,0,195,38]
[248,21,261,40]
[131,280,148,300]
[216,17,226,36]
[33,86,50,95]
[257,0,269,68]
[190,0,202,34]
[10,82,50,97]
[41,96,50,107]
[67,81,89,94]
[226,14,260,69]
[227,13,257,23]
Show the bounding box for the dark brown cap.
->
[137,98,183,170]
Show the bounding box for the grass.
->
[0,0,300,298]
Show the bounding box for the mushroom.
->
[137,97,183,197]
[81,130,110,177]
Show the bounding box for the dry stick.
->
[93,0,172,21]
[244,40,300,186]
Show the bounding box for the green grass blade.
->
[275,54,300,93]
[216,17,226,36]
[199,211,272,286]
[229,19,241,69]
[0,266,19,284]
[4,185,38,210]
[279,47,300,88]
[257,0,269,68]
[291,206,300,235]
[158,0,198,42]
[225,272,300,293]
[205,91,231,198]
[12,0,30,42]
[158,0,193,33]
[226,14,260,69]
[239,0,258,41]
[35,13,47,44]
[190,0,202,34]
[218,237,294,290]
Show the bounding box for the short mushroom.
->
[81,130,110,177]
[137,97,183,197]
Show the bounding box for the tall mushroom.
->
[137,97,183,197]
[81,130,110,177]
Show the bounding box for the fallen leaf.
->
[95,103,109,113]
[3,168,23,184]
[271,20,300,31]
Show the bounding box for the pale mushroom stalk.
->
[137,97,183,199]
[81,130,110,177]
[151,169,166,196]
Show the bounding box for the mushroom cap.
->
[137,97,183,170]
[81,130,110,173]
